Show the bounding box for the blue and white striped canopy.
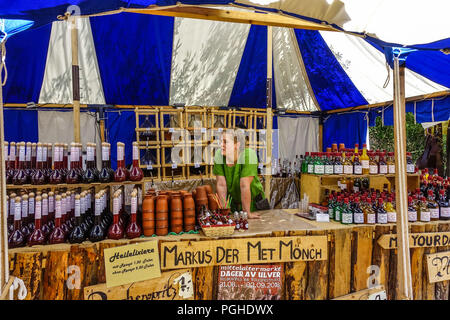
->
[1,1,449,113]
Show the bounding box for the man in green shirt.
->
[213,129,266,219]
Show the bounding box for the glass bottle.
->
[126,191,142,239]
[28,192,35,231]
[302,152,309,173]
[25,142,33,182]
[99,143,113,182]
[334,196,342,222]
[438,189,450,220]
[353,153,362,175]
[406,152,415,174]
[387,152,395,174]
[343,152,353,175]
[114,142,128,182]
[324,152,334,175]
[19,194,31,239]
[365,198,376,224]
[28,195,46,246]
[378,152,388,175]
[12,142,29,185]
[353,178,361,193]
[129,142,144,181]
[385,197,396,223]
[82,143,98,183]
[369,152,378,175]
[48,195,66,244]
[418,196,430,222]
[333,152,343,175]
[47,191,55,230]
[376,197,388,224]
[79,192,89,233]
[108,194,124,240]
[8,197,26,248]
[60,193,71,235]
[66,143,80,184]
[408,196,417,222]
[427,189,440,221]
[7,142,16,183]
[89,194,105,242]
[353,197,364,224]
[41,193,51,240]
[328,194,335,220]
[341,198,353,225]
[46,143,53,175]
[361,144,370,175]
[31,142,37,171]
[41,143,50,183]
[313,152,324,175]
[31,143,46,185]
[307,153,315,174]
[49,143,63,184]
[69,194,86,244]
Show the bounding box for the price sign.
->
[146,165,153,170]
[194,163,200,168]
[172,163,178,169]
[218,128,223,133]
[201,128,206,134]
[169,128,174,133]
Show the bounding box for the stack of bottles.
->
[4,141,143,185]
[300,143,417,176]
[7,186,144,248]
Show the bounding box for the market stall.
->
[1,1,450,302]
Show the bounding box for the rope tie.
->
[383,61,390,89]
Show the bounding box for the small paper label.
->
[354,213,364,224]
[172,163,178,169]
[61,198,66,216]
[367,214,376,224]
[117,146,124,161]
[113,198,119,215]
[28,198,35,215]
[430,208,440,219]
[379,165,388,174]
[354,165,362,174]
[387,211,397,223]
[131,197,137,214]
[19,146,25,162]
[342,213,353,224]
[307,164,314,173]
[102,147,109,161]
[406,164,415,173]
[146,165,153,170]
[316,213,330,222]
[35,202,42,219]
[37,147,43,162]
[42,147,47,160]
[314,165,325,174]
[334,165,343,174]
[81,197,85,214]
[25,146,31,161]
[55,202,61,218]
[362,160,369,169]
[95,199,101,216]
[408,210,417,221]
[21,201,28,218]
[369,165,378,174]
[42,199,48,217]
[420,211,431,222]
[325,165,334,174]
[169,128,174,133]
[388,165,395,174]
[75,200,81,217]
[377,213,388,224]
[344,165,353,174]
[201,128,206,133]
[441,207,450,218]
[49,196,54,213]
[15,203,21,220]
[194,163,200,168]
[133,145,139,160]
[87,147,95,161]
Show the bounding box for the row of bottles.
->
[4,141,143,185]
[419,168,450,201]
[7,187,143,248]
[325,186,450,225]
[302,144,416,176]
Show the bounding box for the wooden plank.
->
[423,223,438,300]
[0,58,8,289]
[284,230,307,300]
[305,230,328,300]
[328,229,351,298]
[333,285,386,300]
[351,226,375,292]
[42,250,69,300]
[193,266,215,300]
[377,231,450,249]
[82,245,99,293]
[410,224,425,300]
[123,6,337,32]
[10,252,43,300]
[435,223,450,300]
[372,226,391,293]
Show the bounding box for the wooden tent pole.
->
[393,56,413,300]
[71,16,81,143]
[265,26,273,198]
[0,42,9,291]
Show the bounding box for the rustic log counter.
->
[7,209,450,300]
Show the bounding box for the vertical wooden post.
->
[0,41,9,292]
[319,122,323,152]
[265,26,273,198]
[393,57,413,300]
[71,16,81,143]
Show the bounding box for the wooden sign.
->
[426,251,450,283]
[160,235,327,270]
[84,269,194,300]
[333,285,386,300]
[217,264,283,300]
[104,241,161,288]
[377,231,450,249]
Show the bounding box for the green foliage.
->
[369,112,425,162]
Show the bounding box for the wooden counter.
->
[7,209,450,300]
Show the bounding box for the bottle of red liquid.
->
[28,195,46,246]
[61,143,69,181]
[69,194,86,244]
[12,142,29,185]
[41,193,51,240]
[8,193,16,235]
[99,142,113,182]
[114,142,128,182]
[25,142,32,182]
[76,143,84,178]
[129,142,143,181]
[31,142,37,171]
[89,194,106,242]
[32,143,46,185]
[83,143,98,183]
[108,194,124,239]
[20,195,31,239]
[8,197,26,248]
[46,143,53,173]
[66,143,80,184]
[47,191,55,230]
[41,143,49,183]
[5,142,12,184]
[126,190,142,239]
[28,192,36,231]
[49,143,63,184]
[49,195,66,244]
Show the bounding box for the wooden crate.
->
[160,107,184,146]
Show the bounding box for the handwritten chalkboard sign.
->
[84,269,193,300]
[377,232,450,249]
[426,251,450,283]
[160,235,328,270]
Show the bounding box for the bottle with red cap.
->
[376,197,388,224]
[438,189,450,220]
[427,189,440,221]
[408,196,418,222]
[406,152,415,173]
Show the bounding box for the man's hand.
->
[240,176,261,218]
[248,212,261,219]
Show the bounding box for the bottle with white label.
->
[69,194,85,243]
[333,152,343,175]
[341,198,353,224]
[126,190,142,239]
[108,194,124,240]
[438,189,450,220]
[314,153,325,175]
[83,143,98,183]
[369,152,378,175]
[406,152,415,173]
[387,152,395,174]
[418,196,431,222]
[12,142,29,185]
[129,142,144,181]
[307,153,315,174]
[48,195,66,244]
[378,152,388,175]
[20,194,31,238]
[376,198,388,224]
[28,195,45,246]
[408,196,418,222]
[8,197,26,248]
[324,152,334,175]
[90,194,106,242]
[385,197,397,223]
[353,198,364,224]
[114,142,128,182]
[28,192,35,231]
[343,153,353,175]
[353,154,363,175]
[99,142,113,182]
[427,190,440,221]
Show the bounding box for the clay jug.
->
[142,195,155,236]
[155,220,169,236]
[195,186,208,214]
[183,193,196,232]
[204,184,213,195]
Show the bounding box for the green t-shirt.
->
[213,148,266,212]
